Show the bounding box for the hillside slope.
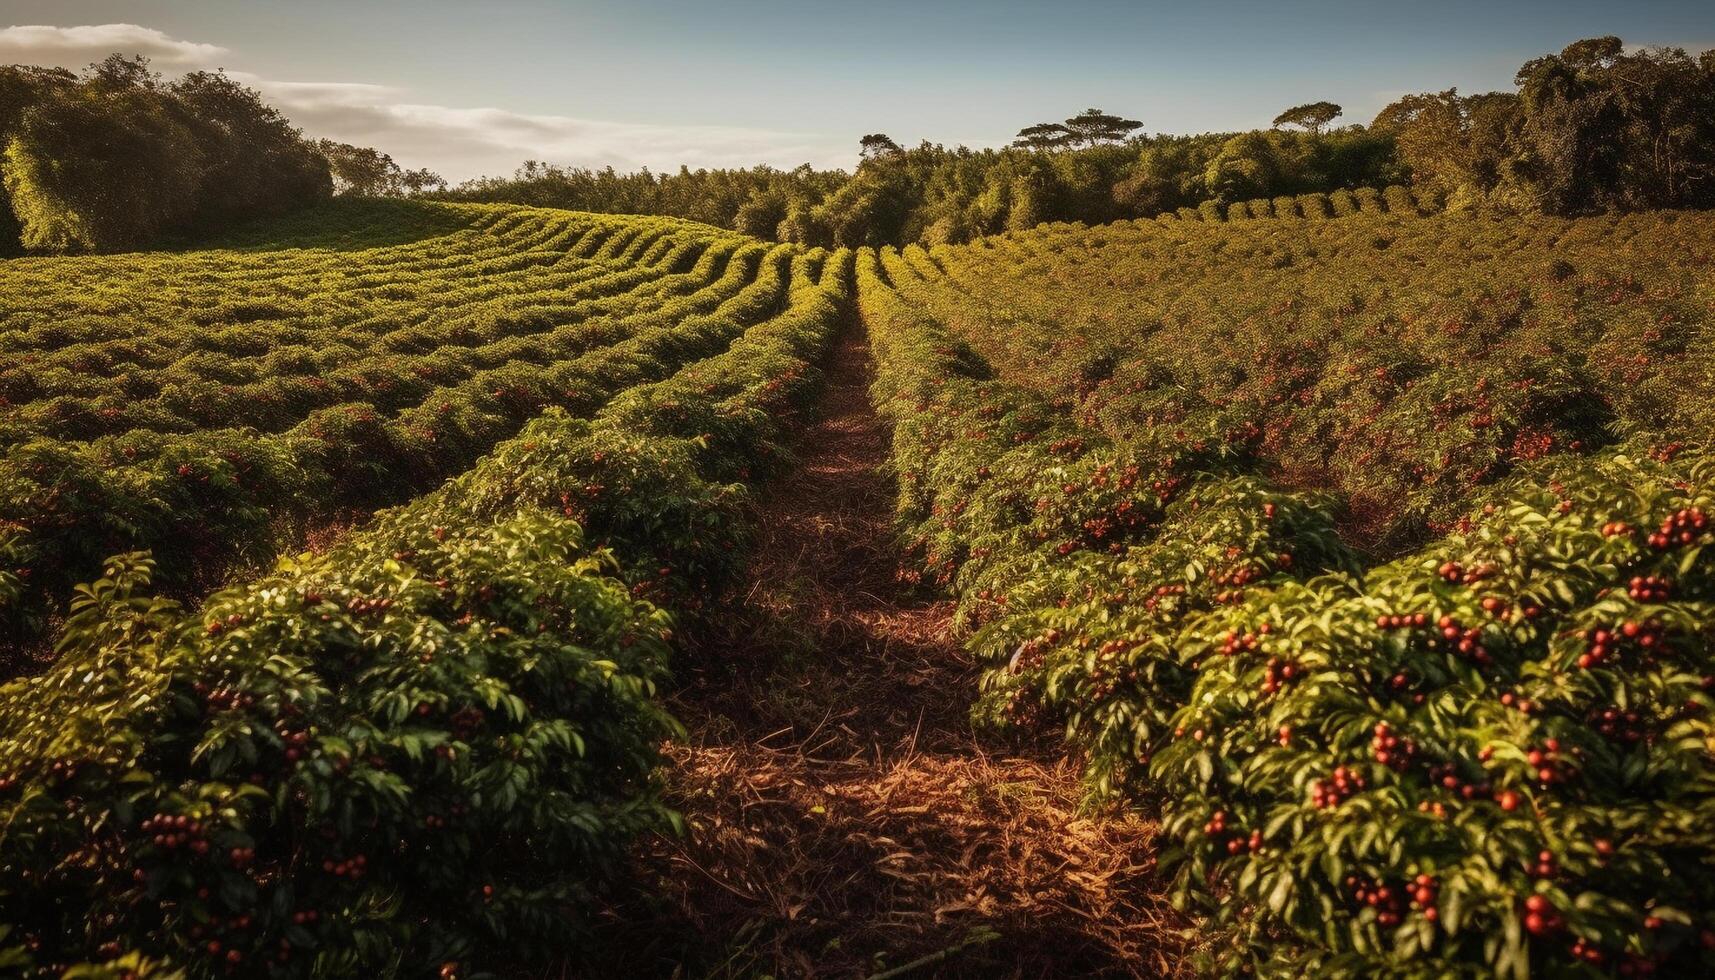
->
[1,196,1712,977]
[0,204,858,977]
[0,200,789,654]
[859,208,1715,975]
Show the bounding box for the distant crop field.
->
[892,208,1713,544]
[0,199,804,644]
[2,193,1712,979]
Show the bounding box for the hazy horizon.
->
[2,0,1711,182]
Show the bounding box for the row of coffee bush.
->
[0,250,851,976]
[859,238,1715,975]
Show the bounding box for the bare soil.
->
[586,323,1199,979]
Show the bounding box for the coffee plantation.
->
[0,201,853,975]
[0,199,793,652]
[1,121,1712,980]
[856,203,1715,975]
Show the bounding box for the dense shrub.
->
[0,57,329,252]
[0,501,680,976]
[0,203,792,651]
[1154,449,1715,975]
[858,200,1715,974]
[0,234,850,975]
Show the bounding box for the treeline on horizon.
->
[440,36,1715,246]
[1,35,1713,255]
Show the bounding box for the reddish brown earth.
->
[586,324,1199,978]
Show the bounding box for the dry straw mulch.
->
[582,327,1202,978]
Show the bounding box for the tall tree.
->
[1201,131,1289,202]
[315,140,403,196]
[397,168,447,195]
[1272,101,1343,135]
[0,53,331,251]
[1373,89,1521,203]
[733,185,789,237]
[0,65,76,251]
[3,84,203,250]
[859,133,904,162]
[169,71,330,223]
[1511,37,1715,212]
[83,53,158,92]
[1376,37,1715,213]
[1061,108,1143,147]
[1013,122,1073,149]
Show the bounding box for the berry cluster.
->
[1525,739,1571,786]
[1375,611,1430,630]
[1435,614,1494,667]
[1259,656,1299,696]
[1219,624,1269,656]
[1580,621,1664,670]
[1203,809,1266,855]
[1524,893,1563,936]
[1369,722,1416,769]
[1587,706,1649,744]
[1627,574,1673,601]
[140,813,209,855]
[1309,766,1366,809]
[1647,506,1707,549]
[1345,875,1408,927]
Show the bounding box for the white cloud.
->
[1,23,850,181]
[248,84,851,180]
[0,23,227,67]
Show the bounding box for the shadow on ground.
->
[582,323,1200,979]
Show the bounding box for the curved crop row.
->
[1168,184,1442,223]
[0,241,851,978]
[0,204,801,651]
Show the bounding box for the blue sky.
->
[2,1,1711,180]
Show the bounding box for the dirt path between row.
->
[590,323,1196,978]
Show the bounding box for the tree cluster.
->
[0,55,332,252]
[1013,108,1144,148]
[440,161,848,238]
[444,125,1399,249]
[1374,37,1715,212]
[315,140,446,197]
